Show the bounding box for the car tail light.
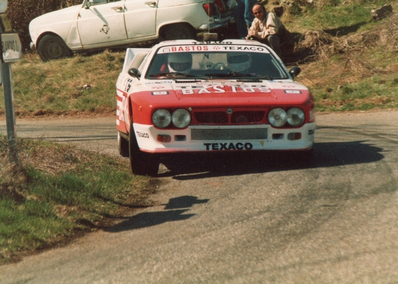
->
[213,0,226,13]
[203,3,217,17]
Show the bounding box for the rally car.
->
[116,39,315,175]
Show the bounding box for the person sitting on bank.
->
[246,4,282,57]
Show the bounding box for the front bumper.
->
[133,122,316,154]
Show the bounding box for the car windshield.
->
[144,46,288,80]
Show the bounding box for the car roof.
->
[155,39,272,49]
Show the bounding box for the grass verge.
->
[0,136,156,265]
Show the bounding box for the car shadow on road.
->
[157,140,385,180]
[104,196,209,233]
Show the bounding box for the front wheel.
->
[118,132,129,157]
[129,123,159,176]
[37,34,73,61]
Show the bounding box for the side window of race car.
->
[251,53,287,79]
[145,54,168,77]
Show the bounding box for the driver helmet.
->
[168,53,192,73]
[227,53,252,72]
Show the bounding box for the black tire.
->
[118,132,129,157]
[129,123,159,176]
[37,34,73,61]
[163,24,196,40]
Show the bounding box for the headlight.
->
[152,109,171,128]
[268,108,287,127]
[172,109,191,128]
[287,108,305,127]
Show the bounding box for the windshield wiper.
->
[204,72,274,81]
[148,72,200,79]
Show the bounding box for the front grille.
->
[195,112,228,123]
[194,111,265,124]
[231,111,265,123]
[191,128,267,140]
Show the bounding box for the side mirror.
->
[289,66,301,79]
[128,68,141,78]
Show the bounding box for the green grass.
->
[285,0,391,33]
[2,50,124,116]
[0,138,154,264]
[312,74,398,112]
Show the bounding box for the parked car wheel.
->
[129,122,159,176]
[118,131,129,157]
[37,34,73,61]
[163,24,196,40]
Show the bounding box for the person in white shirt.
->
[247,4,283,57]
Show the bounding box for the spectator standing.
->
[247,4,283,57]
[233,0,257,39]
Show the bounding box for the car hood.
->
[131,80,311,108]
[30,5,81,28]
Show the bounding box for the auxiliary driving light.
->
[172,109,191,128]
[268,108,287,127]
[287,108,305,127]
[152,109,171,128]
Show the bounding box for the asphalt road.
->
[1,111,398,283]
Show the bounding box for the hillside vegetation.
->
[0,0,397,116]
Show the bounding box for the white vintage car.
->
[116,38,316,176]
[29,0,233,61]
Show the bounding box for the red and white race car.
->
[116,39,315,175]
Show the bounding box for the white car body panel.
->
[29,5,83,49]
[77,1,128,47]
[29,0,233,52]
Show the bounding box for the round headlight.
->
[268,108,287,127]
[152,109,171,128]
[172,109,191,128]
[287,108,305,127]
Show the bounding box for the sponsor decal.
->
[204,142,253,151]
[180,85,271,94]
[160,45,267,53]
[124,78,133,92]
[136,131,149,139]
[284,90,302,94]
[152,91,169,95]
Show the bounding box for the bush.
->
[6,0,82,50]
